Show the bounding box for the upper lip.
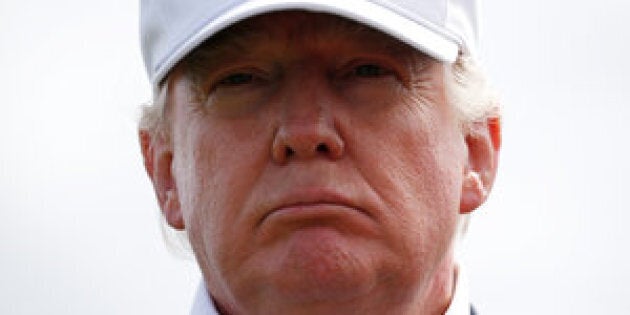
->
[258,187,368,225]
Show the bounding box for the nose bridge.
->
[281,61,328,122]
[271,62,344,164]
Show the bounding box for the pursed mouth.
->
[267,202,360,219]
[257,189,370,227]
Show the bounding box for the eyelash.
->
[217,72,255,86]
[352,64,391,78]
[209,68,269,92]
[338,58,401,82]
[209,60,397,91]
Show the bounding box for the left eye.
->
[217,73,255,86]
[353,64,388,77]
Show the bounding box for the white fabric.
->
[190,266,471,315]
[140,0,479,87]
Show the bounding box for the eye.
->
[217,72,255,86]
[353,64,390,78]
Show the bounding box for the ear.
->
[140,130,185,230]
[460,117,501,214]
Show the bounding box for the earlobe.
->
[460,171,487,214]
[139,130,185,230]
[460,117,501,214]
[163,189,185,230]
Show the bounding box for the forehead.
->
[184,11,427,67]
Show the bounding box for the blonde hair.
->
[448,54,501,128]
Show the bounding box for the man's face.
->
[149,11,486,314]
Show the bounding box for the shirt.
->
[190,265,471,315]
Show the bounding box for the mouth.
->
[258,188,370,227]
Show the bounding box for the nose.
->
[271,72,344,164]
[271,117,344,164]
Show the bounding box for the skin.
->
[141,12,500,315]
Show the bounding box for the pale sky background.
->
[1,1,628,314]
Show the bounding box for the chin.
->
[263,226,380,303]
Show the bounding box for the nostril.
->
[285,147,295,157]
[316,143,328,153]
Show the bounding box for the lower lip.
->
[266,203,362,221]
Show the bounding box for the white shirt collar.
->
[190,265,471,315]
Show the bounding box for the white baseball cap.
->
[140,0,479,87]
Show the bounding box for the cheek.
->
[372,136,463,236]
[173,105,269,210]
[345,93,464,255]
[172,113,274,263]
[171,123,221,239]
[350,94,463,204]
[378,143,462,271]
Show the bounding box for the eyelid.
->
[209,65,271,91]
[338,56,404,81]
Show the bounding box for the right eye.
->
[352,64,390,78]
